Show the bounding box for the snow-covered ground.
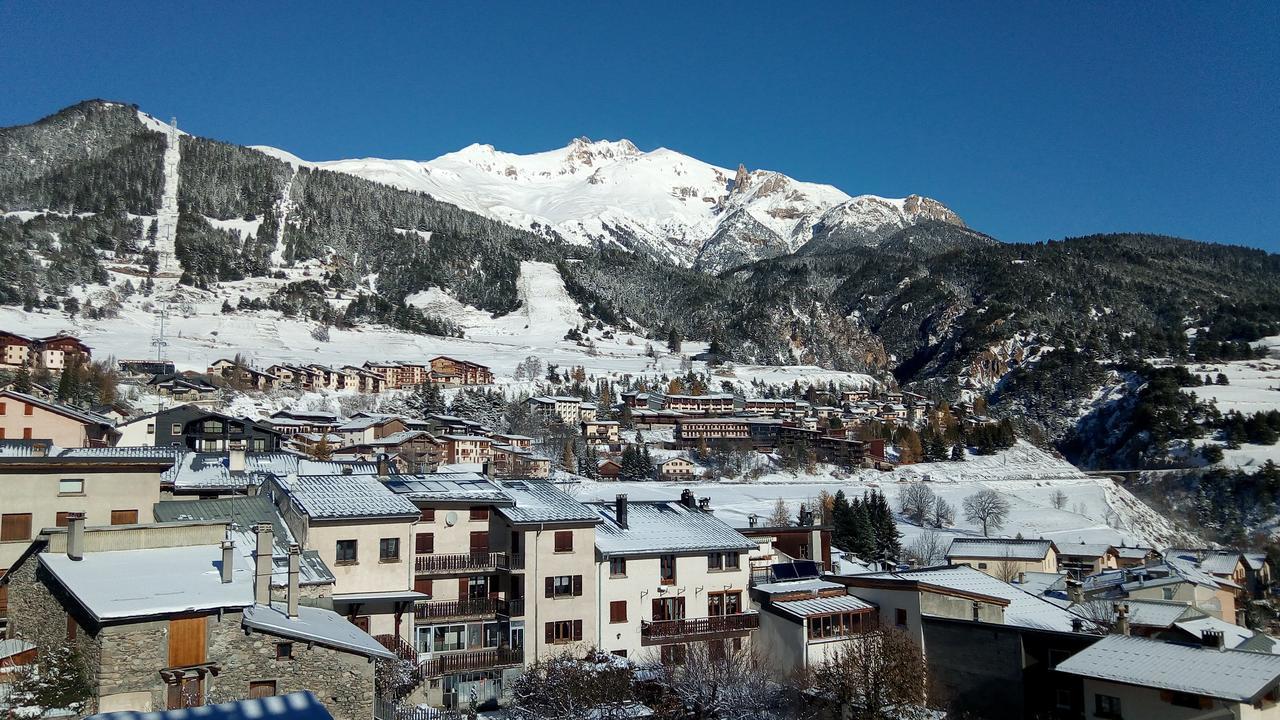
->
[1184,339,1280,471]
[571,442,1198,550]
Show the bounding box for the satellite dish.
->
[444,511,458,527]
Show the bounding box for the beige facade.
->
[507,524,597,663]
[1078,676,1280,719]
[1126,581,1239,625]
[442,436,492,465]
[0,392,115,447]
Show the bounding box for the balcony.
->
[501,598,525,618]
[413,646,523,679]
[640,612,760,646]
[414,552,510,575]
[413,597,503,622]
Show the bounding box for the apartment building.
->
[526,396,583,425]
[674,418,750,447]
[660,394,735,416]
[0,390,118,447]
[0,445,174,571]
[582,420,620,445]
[588,492,758,662]
[440,435,493,465]
[265,473,423,644]
[429,356,494,386]
[946,537,1060,578]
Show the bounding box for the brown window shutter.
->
[168,616,208,667]
[544,622,554,644]
[573,619,583,641]
[470,531,489,554]
[458,578,469,599]
[415,533,433,554]
[572,575,583,596]
[111,509,139,525]
[414,578,432,595]
[545,576,553,598]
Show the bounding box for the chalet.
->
[839,389,871,404]
[946,537,1060,578]
[1114,544,1159,569]
[589,492,758,661]
[304,364,344,391]
[1244,553,1275,597]
[0,390,119,447]
[582,419,620,445]
[597,458,622,479]
[115,405,282,452]
[429,356,494,385]
[146,373,219,403]
[332,430,442,474]
[206,359,279,391]
[1057,634,1280,720]
[335,413,407,446]
[1058,543,1120,579]
[657,456,695,481]
[630,408,685,430]
[1083,562,1242,626]
[423,413,487,436]
[0,331,35,369]
[1,519,392,717]
[35,334,91,370]
[362,360,430,390]
[266,409,342,436]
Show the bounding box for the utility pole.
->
[151,302,170,412]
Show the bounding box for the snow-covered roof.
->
[440,434,491,442]
[754,578,842,596]
[946,537,1056,561]
[1244,554,1270,571]
[1173,615,1258,650]
[589,500,757,557]
[1163,555,1242,590]
[88,691,334,720]
[1107,599,1198,629]
[335,414,401,431]
[1166,548,1243,576]
[278,474,420,519]
[1056,634,1280,702]
[40,544,254,621]
[1114,545,1156,560]
[381,473,511,504]
[496,480,599,525]
[242,602,395,660]
[1058,543,1117,559]
[165,452,377,491]
[858,566,1085,633]
[774,593,875,619]
[1011,571,1067,596]
[0,389,115,428]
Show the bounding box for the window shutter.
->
[544,622,554,644]
[458,578,469,599]
[545,576,554,599]
[416,533,433,554]
[573,619,583,641]
[414,578,432,595]
[572,575,583,596]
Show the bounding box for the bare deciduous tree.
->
[509,648,637,720]
[905,529,946,567]
[963,489,1011,537]
[803,626,934,720]
[653,641,809,720]
[1050,489,1069,510]
[768,497,792,527]
[898,483,936,525]
[929,496,956,528]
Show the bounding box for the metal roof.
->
[590,501,758,557]
[1166,549,1243,576]
[242,603,399,661]
[774,594,876,619]
[495,480,599,524]
[87,691,336,720]
[165,452,377,491]
[1056,634,1280,702]
[1058,543,1117,559]
[281,474,420,519]
[945,537,1056,561]
[381,472,512,504]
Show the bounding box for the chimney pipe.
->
[287,543,300,618]
[1016,571,1026,585]
[376,453,390,478]
[1071,618,1083,633]
[1201,629,1225,650]
[66,512,85,561]
[1066,580,1083,604]
[254,522,273,605]
[616,494,628,529]
[228,446,246,473]
[680,489,695,509]
[1113,603,1130,636]
[220,540,235,583]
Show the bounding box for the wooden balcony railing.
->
[373,634,417,663]
[414,646,523,680]
[640,612,759,645]
[501,598,525,618]
[413,597,502,621]
[414,552,509,575]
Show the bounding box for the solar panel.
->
[794,560,820,579]
[771,563,799,581]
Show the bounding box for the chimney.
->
[483,461,494,478]
[1113,603,1130,636]
[220,540,235,583]
[1016,571,1026,585]
[1066,580,1083,604]
[615,494,628,529]
[1201,629,1225,650]
[1071,617,1084,633]
[810,527,825,568]
[228,446,246,473]
[698,497,711,512]
[748,514,758,529]
[376,453,390,478]
[971,600,982,622]
[254,522,273,605]
[680,489,696,509]
[66,512,85,561]
[287,543,300,618]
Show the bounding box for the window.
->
[336,540,358,564]
[22,428,31,439]
[433,625,466,652]
[420,509,436,523]
[58,478,84,495]
[1,513,33,542]
[171,423,182,435]
[708,552,722,570]
[545,620,583,644]
[253,438,266,452]
[652,597,685,622]
[708,591,743,617]
[415,532,434,555]
[379,538,401,562]
[203,420,224,433]
[1162,587,1176,600]
[977,562,988,569]
[554,531,573,553]
[724,552,740,569]
[469,507,489,521]
[609,557,627,577]
[610,601,627,624]
[55,512,70,527]
[808,612,865,640]
[546,575,582,598]
[249,681,277,699]
[110,509,138,525]
[146,423,155,434]
[414,578,433,595]
[0,402,5,414]
[23,403,33,416]
[660,554,676,585]
[275,642,293,660]
[1094,694,1122,719]
[895,608,908,628]
[708,551,740,571]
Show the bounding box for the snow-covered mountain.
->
[254,137,963,273]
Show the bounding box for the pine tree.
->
[831,490,853,550]
[12,363,32,394]
[950,443,966,462]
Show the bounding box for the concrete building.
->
[751,572,876,679]
[0,390,118,447]
[587,492,758,663]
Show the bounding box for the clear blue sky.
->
[2,2,1276,251]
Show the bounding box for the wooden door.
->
[167,677,203,709]
[168,616,207,667]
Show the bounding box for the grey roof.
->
[0,389,116,427]
[280,474,420,519]
[1166,549,1243,576]
[381,473,512,504]
[1058,543,1117,559]
[153,496,334,587]
[87,691,335,720]
[1056,634,1280,702]
[242,602,395,660]
[590,501,757,557]
[946,537,1056,561]
[1114,546,1156,560]
[1164,555,1242,589]
[40,544,254,621]
[165,452,377,491]
[774,594,875,619]
[1012,571,1068,596]
[0,442,179,465]
[495,480,600,524]
[1106,599,1199,629]
[859,566,1085,633]
[1173,615,1258,650]
[335,414,401,431]
[755,578,845,596]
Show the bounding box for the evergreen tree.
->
[12,363,32,394]
[950,442,966,462]
[666,328,682,354]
